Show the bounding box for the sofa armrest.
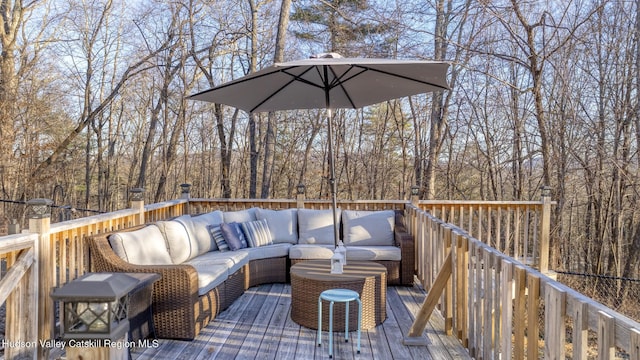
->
[394,212,415,285]
[88,231,200,336]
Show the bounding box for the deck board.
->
[255,284,289,359]
[385,289,432,360]
[127,283,470,360]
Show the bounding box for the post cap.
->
[26,198,53,219]
[129,188,144,201]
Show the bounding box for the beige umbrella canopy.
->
[188,53,450,245]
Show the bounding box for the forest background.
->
[0,0,637,287]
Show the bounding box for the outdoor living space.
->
[40,197,470,360]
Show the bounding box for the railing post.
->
[27,198,53,360]
[129,188,145,225]
[410,185,420,205]
[539,186,551,273]
[8,218,20,234]
[296,183,306,208]
[180,183,191,215]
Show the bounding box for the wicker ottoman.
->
[290,260,387,331]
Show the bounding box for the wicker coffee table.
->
[290,260,387,331]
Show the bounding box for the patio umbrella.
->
[188,53,449,246]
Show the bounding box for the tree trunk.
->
[216,105,237,198]
[424,0,449,199]
[0,0,23,199]
[137,95,163,189]
[260,0,291,198]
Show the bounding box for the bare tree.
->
[187,0,246,198]
[30,2,167,203]
[259,0,292,198]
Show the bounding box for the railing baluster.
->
[492,252,502,360]
[572,301,589,360]
[513,265,526,359]
[544,283,566,359]
[500,259,513,360]
[630,328,640,360]
[444,227,453,335]
[526,273,541,360]
[597,311,615,360]
[483,250,495,359]
[523,206,530,263]
[474,242,483,357]
[506,206,512,257]
[467,240,476,357]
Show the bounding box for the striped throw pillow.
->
[207,224,229,252]
[241,219,273,247]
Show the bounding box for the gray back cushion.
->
[342,210,395,246]
[256,208,298,244]
[108,225,172,265]
[297,208,340,245]
[191,210,224,255]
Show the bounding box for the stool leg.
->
[345,300,349,342]
[329,301,334,358]
[317,297,322,347]
[356,298,362,354]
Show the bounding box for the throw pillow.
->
[241,219,273,247]
[208,224,229,252]
[220,222,248,251]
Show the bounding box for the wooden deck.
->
[129,283,471,360]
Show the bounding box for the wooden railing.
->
[406,203,640,359]
[18,198,187,359]
[187,197,408,213]
[412,197,551,273]
[0,233,38,359]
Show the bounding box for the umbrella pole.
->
[326,108,339,248]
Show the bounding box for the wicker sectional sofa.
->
[88,207,414,340]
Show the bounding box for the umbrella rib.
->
[326,65,366,108]
[328,66,366,87]
[188,68,286,98]
[280,68,327,91]
[249,66,320,113]
[352,65,449,90]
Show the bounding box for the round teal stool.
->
[317,288,362,358]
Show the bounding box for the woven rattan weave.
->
[290,260,386,331]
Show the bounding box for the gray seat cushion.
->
[289,244,335,259]
[243,243,291,261]
[185,263,229,296]
[345,246,401,261]
[185,249,249,275]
